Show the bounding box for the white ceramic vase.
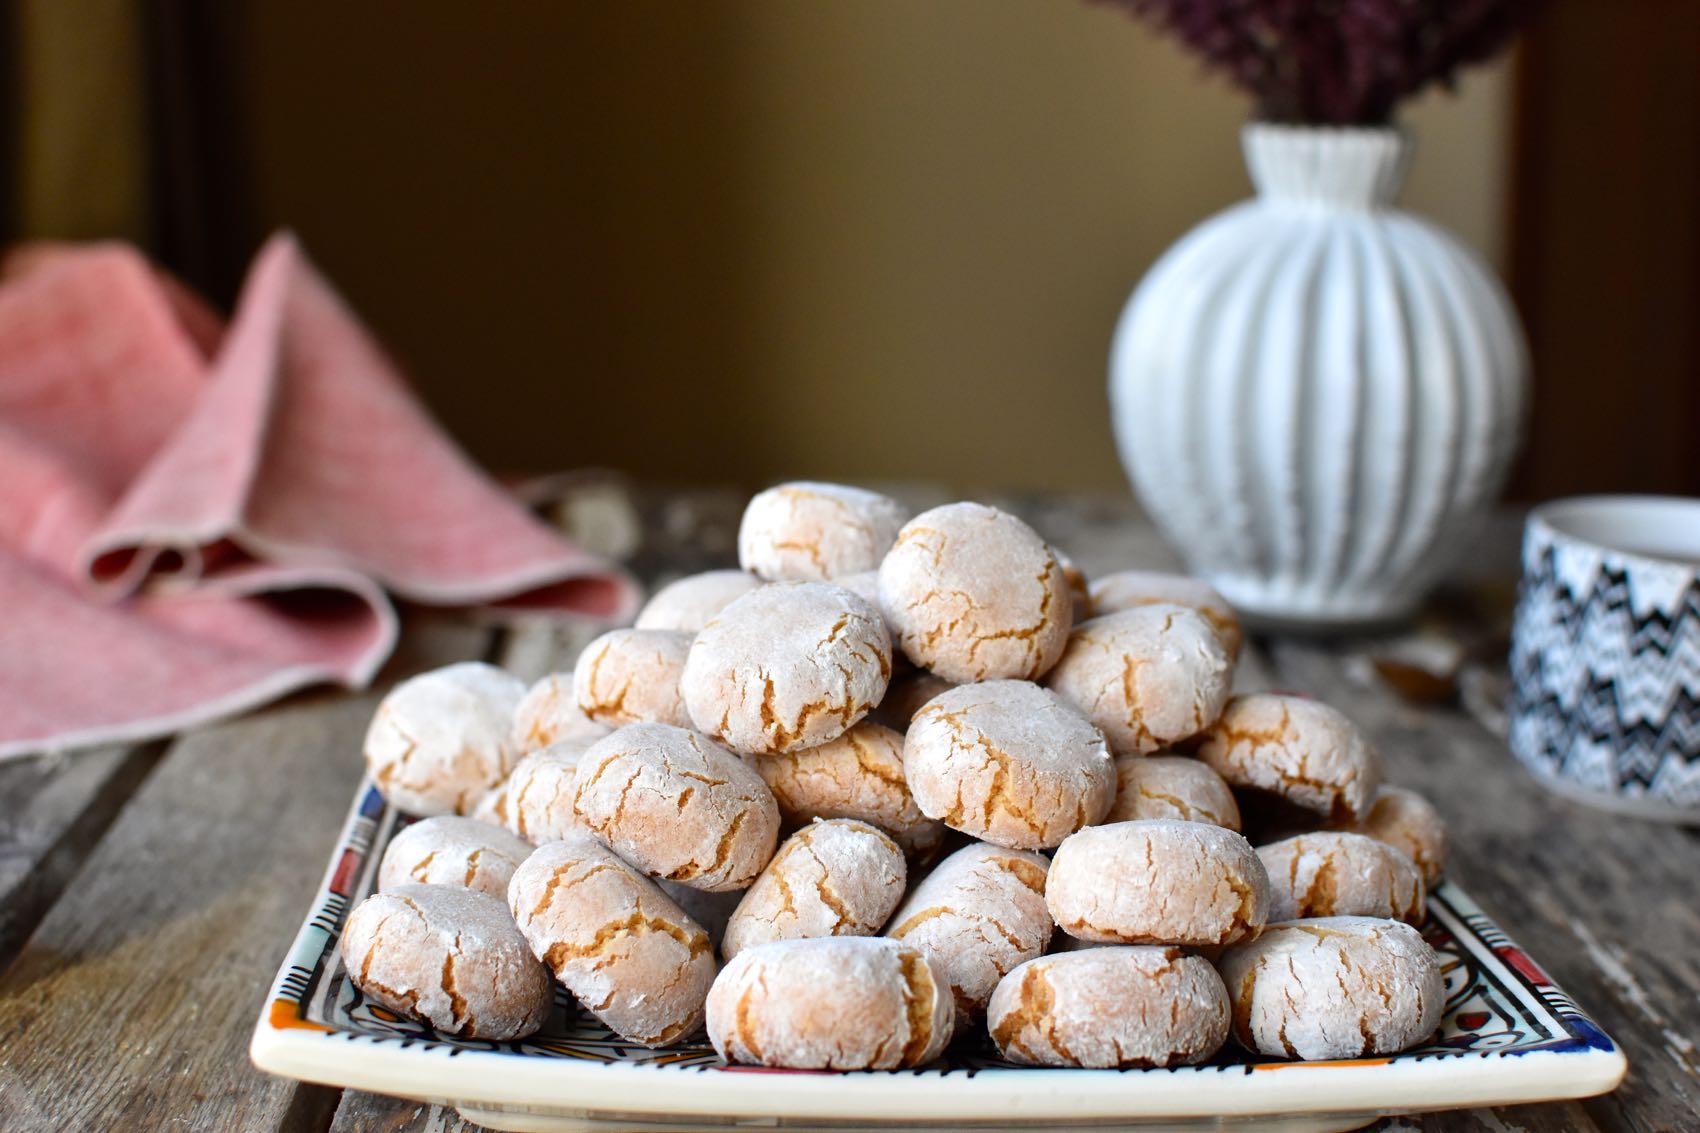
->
[1110,123,1528,627]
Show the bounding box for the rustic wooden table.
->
[1,489,1694,1133]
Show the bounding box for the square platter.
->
[251,778,1627,1133]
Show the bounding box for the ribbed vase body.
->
[1110,124,1528,626]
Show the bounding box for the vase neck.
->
[1242,124,1411,210]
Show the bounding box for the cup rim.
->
[1528,494,1700,573]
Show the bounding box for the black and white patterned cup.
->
[1508,496,1700,821]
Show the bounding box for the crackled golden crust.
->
[1195,694,1384,822]
[342,884,551,1041]
[681,582,892,756]
[755,722,945,857]
[1046,820,1270,947]
[902,681,1114,850]
[987,947,1230,1068]
[1106,754,1241,830]
[1218,917,1445,1060]
[571,628,694,729]
[571,722,780,892]
[1257,831,1426,924]
[364,662,527,816]
[737,482,909,583]
[495,737,604,845]
[1088,571,1243,660]
[884,842,1053,1023]
[877,502,1073,683]
[706,937,953,1069]
[378,815,535,898]
[507,835,716,1047]
[510,672,612,758]
[1043,605,1233,758]
[635,569,764,634]
[722,819,907,960]
[1336,787,1448,886]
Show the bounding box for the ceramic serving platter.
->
[251,779,1626,1133]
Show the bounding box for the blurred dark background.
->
[4,0,1696,498]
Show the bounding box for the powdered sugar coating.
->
[492,737,603,844]
[722,819,907,960]
[1107,754,1241,830]
[1196,694,1384,821]
[738,482,909,582]
[988,947,1230,1068]
[508,835,715,1047]
[635,569,764,633]
[878,503,1073,682]
[572,722,779,891]
[681,582,892,756]
[572,628,693,729]
[1043,605,1233,757]
[1218,917,1445,1060]
[755,722,945,857]
[1258,831,1426,924]
[341,884,551,1041]
[707,937,953,1069]
[885,842,1053,1022]
[378,815,535,898]
[903,680,1114,850]
[1338,786,1448,886]
[1047,820,1270,947]
[1089,570,1244,659]
[511,672,611,757]
[364,662,526,816]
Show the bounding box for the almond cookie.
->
[1054,548,1093,625]
[508,834,715,1046]
[1259,831,1426,924]
[572,723,779,891]
[342,883,552,1041]
[635,569,763,633]
[706,937,953,1069]
[1196,694,1384,822]
[364,662,527,816]
[873,670,957,730]
[572,628,693,729]
[1089,570,1244,659]
[903,680,1113,850]
[1106,754,1241,830]
[490,737,604,844]
[1337,787,1448,886]
[885,842,1052,1021]
[1218,917,1445,1060]
[378,816,536,898]
[988,947,1230,1068]
[1043,605,1233,758]
[754,721,945,857]
[738,482,909,582]
[722,819,907,960]
[878,502,1073,682]
[681,582,891,756]
[1047,820,1269,947]
[511,671,611,757]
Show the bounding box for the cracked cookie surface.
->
[364,662,526,816]
[571,722,779,891]
[1218,916,1444,1060]
[1196,694,1384,821]
[511,671,611,758]
[755,721,944,858]
[489,736,604,844]
[635,569,764,633]
[1044,604,1233,758]
[722,819,907,960]
[738,482,909,582]
[1047,819,1269,947]
[878,502,1073,682]
[1106,753,1241,830]
[987,947,1230,1068]
[681,581,891,756]
[1088,570,1243,659]
[706,937,953,1069]
[378,815,535,899]
[507,834,716,1047]
[1335,786,1448,886]
[902,680,1113,850]
[1257,831,1426,923]
[572,628,694,729]
[341,883,551,1041]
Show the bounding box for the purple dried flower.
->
[1093,0,1545,125]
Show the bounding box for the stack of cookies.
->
[344,482,1450,1070]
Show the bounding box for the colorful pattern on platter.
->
[271,782,1616,1075]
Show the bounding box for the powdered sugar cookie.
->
[738,482,908,582]
[1089,570,1243,659]
[378,815,535,898]
[511,671,610,757]
[635,569,763,633]
[489,737,603,844]
[1196,694,1384,821]
[365,662,526,816]
[572,628,693,729]
[722,819,907,960]
[1257,831,1426,924]
[873,670,957,730]
[1337,786,1448,886]
[754,721,945,857]
[1106,754,1241,830]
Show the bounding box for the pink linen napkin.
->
[0,232,639,760]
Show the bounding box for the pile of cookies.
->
[345,482,1451,1071]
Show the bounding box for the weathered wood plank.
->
[328,1092,480,1133]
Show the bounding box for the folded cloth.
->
[0,232,639,760]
